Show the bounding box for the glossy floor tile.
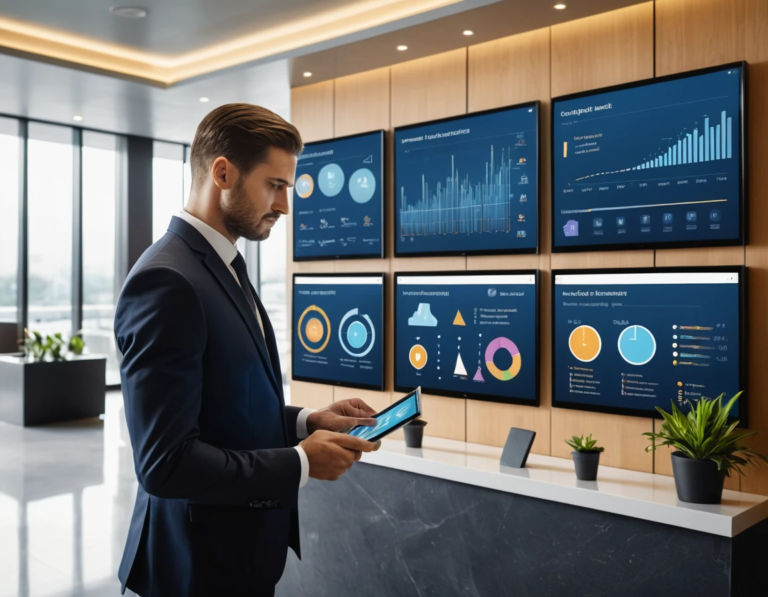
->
[0,391,137,597]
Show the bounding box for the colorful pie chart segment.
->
[485,337,521,381]
[298,305,331,353]
[618,325,656,365]
[409,344,428,370]
[569,325,601,362]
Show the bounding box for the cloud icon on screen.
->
[408,303,438,327]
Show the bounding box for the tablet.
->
[344,387,422,442]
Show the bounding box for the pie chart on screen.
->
[618,325,656,365]
[569,325,602,362]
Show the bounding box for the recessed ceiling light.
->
[554,3,567,9]
[463,30,474,36]
[73,115,83,122]
[397,45,408,51]
[199,97,210,103]
[110,6,148,18]
[303,72,313,78]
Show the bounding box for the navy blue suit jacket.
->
[115,217,302,596]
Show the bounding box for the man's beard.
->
[221,181,279,242]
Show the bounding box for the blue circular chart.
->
[346,321,368,349]
[618,325,656,366]
[348,168,376,204]
[338,308,376,357]
[318,163,345,197]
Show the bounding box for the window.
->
[27,123,74,336]
[0,118,20,325]
[152,141,185,242]
[259,214,288,387]
[82,131,122,385]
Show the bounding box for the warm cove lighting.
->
[0,0,464,87]
[397,45,408,51]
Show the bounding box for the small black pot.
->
[572,451,601,481]
[671,451,727,504]
[404,419,428,448]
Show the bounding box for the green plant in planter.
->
[23,328,86,362]
[68,334,85,356]
[643,393,767,477]
[565,434,605,453]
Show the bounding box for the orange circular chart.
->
[568,325,602,362]
[298,305,331,353]
[409,344,428,370]
[296,174,314,199]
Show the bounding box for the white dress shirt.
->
[178,210,313,488]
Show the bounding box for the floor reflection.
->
[0,391,137,597]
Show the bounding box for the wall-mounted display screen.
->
[292,274,385,391]
[394,271,539,405]
[552,63,745,252]
[394,102,539,257]
[293,130,384,260]
[552,267,746,423]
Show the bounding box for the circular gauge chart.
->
[318,164,345,197]
[348,168,376,204]
[298,305,331,353]
[485,337,522,381]
[409,344,428,370]
[569,325,602,362]
[618,325,656,365]
[296,174,314,198]
[338,308,376,357]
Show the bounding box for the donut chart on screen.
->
[338,308,376,358]
[298,305,331,353]
[485,337,522,381]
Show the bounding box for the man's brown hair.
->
[190,103,303,187]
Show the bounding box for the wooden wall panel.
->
[333,67,390,138]
[390,49,467,128]
[549,2,655,470]
[290,80,334,143]
[290,380,334,410]
[334,385,392,414]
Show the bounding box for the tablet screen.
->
[347,388,421,441]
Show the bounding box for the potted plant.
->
[0,329,105,426]
[565,434,604,481]
[643,393,767,504]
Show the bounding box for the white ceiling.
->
[0,0,365,55]
[0,52,291,144]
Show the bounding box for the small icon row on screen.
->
[590,210,722,228]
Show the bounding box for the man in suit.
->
[115,103,380,596]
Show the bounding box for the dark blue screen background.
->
[395,274,538,402]
[553,272,742,417]
[292,277,384,389]
[553,67,742,249]
[293,131,383,259]
[395,105,538,255]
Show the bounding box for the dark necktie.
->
[230,252,258,315]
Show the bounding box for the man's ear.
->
[211,157,234,190]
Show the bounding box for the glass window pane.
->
[0,117,20,325]
[259,215,288,393]
[153,141,184,242]
[184,145,192,204]
[27,122,74,337]
[83,131,121,385]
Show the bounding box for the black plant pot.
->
[404,419,428,448]
[671,451,726,504]
[572,451,601,481]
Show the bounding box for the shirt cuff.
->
[296,408,315,440]
[294,446,310,489]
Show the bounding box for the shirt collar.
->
[178,210,238,267]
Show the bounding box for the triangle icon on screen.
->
[453,310,466,326]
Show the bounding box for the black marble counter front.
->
[276,463,765,597]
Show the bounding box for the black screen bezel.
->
[291,272,386,391]
[550,61,748,253]
[393,101,541,258]
[550,265,748,426]
[346,387,422,442]
[393,269,541,406]
[292,129,386,261]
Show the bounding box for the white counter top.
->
[361,436,768,538]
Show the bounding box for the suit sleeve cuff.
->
[296,408,315,440]
[294,446,310,489]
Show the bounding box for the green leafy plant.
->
[565,434,605,453]
[23,328,86,362]
[643,393,767,477]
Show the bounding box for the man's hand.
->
[301,431,378,481]
[306,398,377,434]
